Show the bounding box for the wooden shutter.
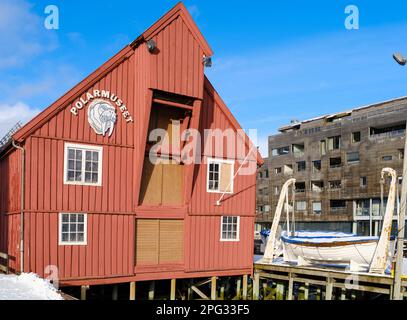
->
[139,157,163,205]
[162,163,184,204]
[136,219,159,265]
[159,220,184,263]
[219,162,233,193]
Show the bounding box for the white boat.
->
[262,168,398,273]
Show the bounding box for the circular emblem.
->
[87,99,117,137]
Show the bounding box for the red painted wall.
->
[0,4,259,284]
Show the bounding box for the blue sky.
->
[1,0,407,156]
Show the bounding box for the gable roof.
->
[131,2,213,56]
[12,2,213,144]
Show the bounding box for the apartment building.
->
[256,96,407,236]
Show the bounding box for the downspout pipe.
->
[12,140,25,273]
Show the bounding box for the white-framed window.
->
[296,201,307,211]
[207,158,234,194]
[64,143,103,186]
[220,216,240,241]
[58,213,87,245]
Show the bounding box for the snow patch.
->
[0,273,63,300]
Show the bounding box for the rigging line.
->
[354,243,370,266]
[215,144,257,205]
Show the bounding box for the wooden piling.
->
[211,276,217,300]
[170,279,176,300]
[112,285,118,300]
[287,273,294,300]
[304,283,309,300]
[236,278,241,299]
[325,278,333,300]
[242,275,248,300]
[80,285,88,301]
[253,272,260,300]
[148,281,155,300]
[129,282,136,300]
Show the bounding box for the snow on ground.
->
[0,273,63,300]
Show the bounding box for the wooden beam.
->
[129,282,136,300]
[211,276,217,300]
[242,275,248,300]
[170,279,176,300]
[148,281,155,300]
[253,272,260,300]
[191,285,209,300]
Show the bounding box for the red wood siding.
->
[24,212,134,279]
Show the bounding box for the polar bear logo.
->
[87,99,117,137]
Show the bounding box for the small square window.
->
[59,213,87,245]
[64,143,103,186]
[220,216,240,241]
[207,158,234,193]
[352,131,361,143]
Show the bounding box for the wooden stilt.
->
[287,273,294,300]
[148,281,155,300]
[112,285,118,300]
[220,285,225,300]
[170,279,176,300]
[276,283,284,300]
[187,280,193,300]
[253,272,260,300]
[341,288,346,300]
[242,275,248,300]
[304,283,309,300]
[129,282,136,300]
[325,278,333,300]
[80,285,89,301]
[211,276,217,300]
[236,278,241,299]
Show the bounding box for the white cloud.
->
[0,102,40,138]
[0,0,58,69]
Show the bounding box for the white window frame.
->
[63,142,103,186]
[58,213,88,246]
[206,157,235,194]
[220,216,240,242]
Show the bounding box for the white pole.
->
[393,133,407,299]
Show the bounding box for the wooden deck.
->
[252,260,407,300]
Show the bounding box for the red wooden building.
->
[0,3,262,296]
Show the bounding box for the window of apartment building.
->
[312,160,321,173]
[360,176,367,187]
[311,180,324,192]
[327,135,341,150]
[330,200,346,211]
[330,157,342,168]
[264,170,269,178]
[59,213,87,245]
[284,164,293,175]
[355,199,370,216]
[272,146,290,156]
[297,161,306,172]
[399,176,403,185]
[274,186,280,195]
[352,131,361,143]
[64,143,103,186]
[257,206,263,212]
[207,158,234,193]
[274,167,282,174]
[382,155,393,161]
[320,140,326,155]
[296,201,307,211]
[312,202,322,214]
[295,182,306,193]
[220,216,240,241]
[264,205,271,213]
[292,143,305,157]
[258,172,262,179]
[347,152,360,164]
[329,180,341,189]
[399,149,405,160]
[370,122,406,137]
